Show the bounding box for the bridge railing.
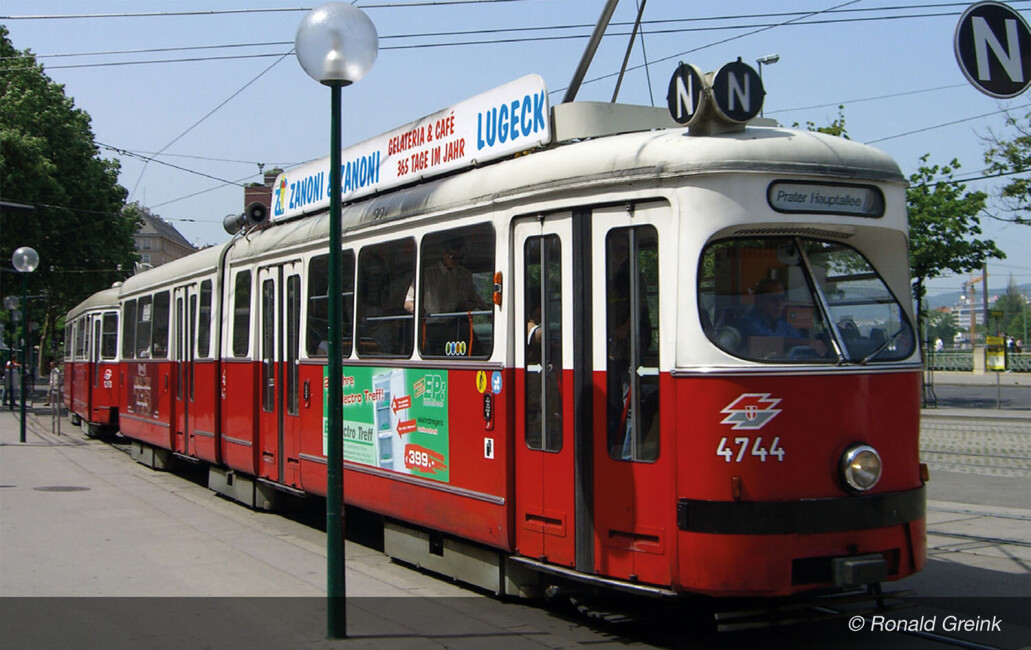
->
[925,351,1031,372]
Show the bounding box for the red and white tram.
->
[65,71,925,605]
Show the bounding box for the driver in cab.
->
[738,278,827,358]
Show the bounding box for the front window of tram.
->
[698,237,914,363]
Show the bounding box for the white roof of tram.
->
[66,286,122,320]
[117,100,906,286]
[262,110,903,244]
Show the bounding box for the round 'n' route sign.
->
[710,60,764,124]
[955,1,1031,98]
[666,63,706,125]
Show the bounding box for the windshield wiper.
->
[859,327,908,365]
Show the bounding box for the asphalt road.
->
[926,382,1031,410]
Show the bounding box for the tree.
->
[0,26,139,367]
[907,156,1004,339]
[793,105,849,139]
[983,111,1031,225]
[795,110,1005,343]
[925,308,959,350]
[992,276,1030,343]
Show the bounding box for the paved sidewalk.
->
[0,408,630,649]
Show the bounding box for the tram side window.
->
[151,291,170,359]
[135,296,153,358]
[287,274,301,416]
[356,239,415,358]
[122,300,136,359]
[101,312,118,359]
[196,280,213,359]
[64,325,72,361]
[233,271,252,358]
[306,251,356,358]
[261,278,275,412]
[197,280,212,358]
[94,318,102,361]
[606,227,660,462]
[416,224,495,359]
[524,235,563,453]
[76,317,88,360]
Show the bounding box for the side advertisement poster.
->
[324,367,450,483]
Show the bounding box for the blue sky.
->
[2,0,1030,297]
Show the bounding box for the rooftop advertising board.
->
[271,74,552,222]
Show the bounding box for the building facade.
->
[132,206,196,267]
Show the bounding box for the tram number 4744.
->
[717,436,785,463]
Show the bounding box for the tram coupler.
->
[832,553,888,587]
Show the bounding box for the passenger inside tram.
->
[406,239,487,316]
[412,237,491,356]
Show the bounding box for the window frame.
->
[697,236,915,365]
[232,270,252,358]
[416,223,496,360]
[355,238,416,359]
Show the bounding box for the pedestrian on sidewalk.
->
[4,357,20,410]
[45,361,61,407]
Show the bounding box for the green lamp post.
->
[294,3,378,639]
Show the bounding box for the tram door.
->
[257,262,304,487]
[590,203,671,587]
[89,314,102,416]
[514,215,577,568]
[173,285,198,456]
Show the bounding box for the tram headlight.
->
[840,444,882,492]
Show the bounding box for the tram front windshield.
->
[698,237,915,364]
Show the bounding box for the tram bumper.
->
[674,486,926,596]
[676,487,924,536]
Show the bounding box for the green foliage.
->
[907,156,1003,312]
[795,110,1003,337]
[792,105,850,139]
[924,309,959,349]
[993,278,1031,340]
[0,26,139,362]
[983,111,1031,225]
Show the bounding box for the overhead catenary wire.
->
[0,1,530,21]
[769,84,971,115]
[126,50,294,201]
[555,0,865,99]
[4,1,1024,23]
[129,151,301,167]
[6,1,1029,239]
[865,105,1031,145]
[5,3,1029,72]
[100,142,249,187]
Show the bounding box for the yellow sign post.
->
[985,335,1006,409]
[986,336,1006,371]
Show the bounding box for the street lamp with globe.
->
[11,246,39,443]
[294,3,378,639]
